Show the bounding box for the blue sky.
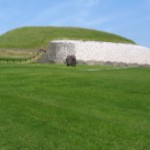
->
[0,0,149,47]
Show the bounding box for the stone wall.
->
[38,40,150,66]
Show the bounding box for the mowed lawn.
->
[0,64,150,150]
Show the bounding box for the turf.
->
[0,26,135,49]
[0,64,150,150]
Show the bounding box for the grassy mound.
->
[0,64,149,149]
[0,26,135,49]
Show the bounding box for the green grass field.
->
[0,26,135,49]
[0,64,150,150]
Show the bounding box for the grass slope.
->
[0,64,150,150]
[0,26,135,49]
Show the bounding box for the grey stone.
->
[66,55,76,66]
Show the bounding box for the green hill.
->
[0,26,135,49]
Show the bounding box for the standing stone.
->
[66,55,76,66]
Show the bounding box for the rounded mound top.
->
[0,26,135,49]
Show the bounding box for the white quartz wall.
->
[49,40,150,65]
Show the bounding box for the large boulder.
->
[66,55,76,66]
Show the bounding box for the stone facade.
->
[38,40,150,66]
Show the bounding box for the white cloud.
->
[30,0,110,30]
